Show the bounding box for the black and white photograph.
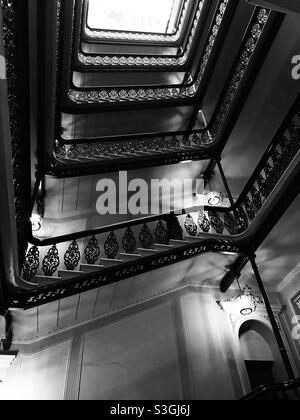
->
[0,0,300,403]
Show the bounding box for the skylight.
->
[87,0,183,34]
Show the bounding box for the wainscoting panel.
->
[78,302,183,400]
[0,340,71,400]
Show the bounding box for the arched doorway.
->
[238,319,287,396]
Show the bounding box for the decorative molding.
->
[277,263,300,293]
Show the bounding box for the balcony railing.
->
[14,97,300,309]
[33,97,300,245]
[67,4,270,105]
[76,0,207,69]
[51,6,284,177]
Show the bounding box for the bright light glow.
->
[0,352,18,385]
[207,191,224,206]
[237,294,256,316]
[30,213,43,232]
[87,0,182,33]
[219,285,259,316]
[180,160,193,164]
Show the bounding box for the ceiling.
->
[87,0,182,33]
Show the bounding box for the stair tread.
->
[80,264,104,272]
[35,275,61,281]
[59,270,84,279]
[35,276,62,286]
[154,244,175,248]
[137,248,158,253]
[184,235,202,241]
[119,253,142,258]
[59,269,83,273]
[170,239,191,245]
[80,263,104,267]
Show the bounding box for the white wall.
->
[3,288,244,400]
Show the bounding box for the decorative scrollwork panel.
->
[64,240,81,270]
[42,245,60,277]
[104,231,119,259]
[85,236,100,265]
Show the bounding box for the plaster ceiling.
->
[87,0,182,33]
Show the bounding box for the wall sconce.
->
[30,213,43,232]
[31,179,45,232]
[207,191,224,206]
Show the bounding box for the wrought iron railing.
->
[67,4,270,105]
[14,236,245,309]
[17,98,300,307]
[241,378,300,400]
[1,0,296,310]
[76,0,208,69]
[35,99,300,249]
[50,5,283,178]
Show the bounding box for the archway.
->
[238,319,286,391]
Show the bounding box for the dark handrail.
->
[208,95,300,214]
[70,0,239,92]
[241,378,300,401]
[58,125,208,145]
[11,238,246,309]
[29,211,191,246]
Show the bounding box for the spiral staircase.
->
[0,0,299,328]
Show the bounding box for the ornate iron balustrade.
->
[64,3,274,106]
[22,98,300,287]
[82,0,191,44]
[52,130,214,177]
[76,0,208,69]
[7,94,300,309]
[1,0,293,309]
[14,237,245,309]
[51,7,282,176]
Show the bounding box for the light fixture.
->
[207,191,224,206]
[218,282,263,316]
[237,285,257,316]
[30,213,43,232]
